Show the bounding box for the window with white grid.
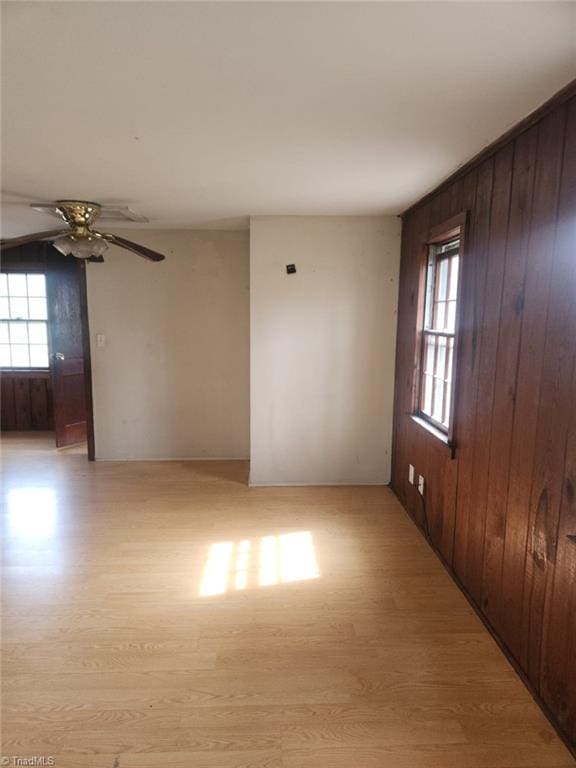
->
[418,238,460,432]
[0,273,49,368]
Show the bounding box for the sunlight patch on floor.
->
[5,487,57,538]
[199,531,319,596]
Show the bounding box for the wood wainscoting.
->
[1,370,54,430]
[392,80,576,752]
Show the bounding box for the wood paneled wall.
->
[1,372,54,430]
[392,83,576,751]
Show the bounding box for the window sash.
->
[418,236,461,435]
[0,272,49,369]
[418,330,455,432]
[0,319,50,369]
[427,246,459,334]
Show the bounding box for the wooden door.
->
[46,253,88,448]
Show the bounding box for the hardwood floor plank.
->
[1,432,573,766]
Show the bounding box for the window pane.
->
[27,274,46,297]
[11,344,30,367]
[9,297,28,319]
[8,274,27,296]
[449,256,459,300]
[437,259,449,302]
[435,301,446,330]
[0,321,8,343]
[423,374,433,415]
[425,335,435,374]
[443,339,455,426]
[28,322,48,345]
[432,377,444,422]
[0,274,7,297]
[444,384,452,428]
[29,345,49,368]
[446,338,454,385]
[0,297,9,319]
[28,297,47,320]
[447,300,456,332]
[435,336,447,378]
[424,259,435,327]
[9,322,28,344]
[0,344,11,366]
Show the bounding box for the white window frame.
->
[413,212,467,449]
[0,272,50,370]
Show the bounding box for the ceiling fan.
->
[0,200,165,262]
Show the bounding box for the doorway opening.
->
[1,242,95,460]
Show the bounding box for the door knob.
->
[54,352,65,361]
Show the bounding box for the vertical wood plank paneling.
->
[480,125,538,634]
[540,358,576,738]
[1,378,17,429]
[469,142,514,611]
[391,202,431,512]
[29,378,51,430]
[14,379,32,430]
[448,177,464,217]
[538,97,576,741]
[452,161,491,597]
[521,97,576,681]
[391,86,576,751]
[500,106,567,660]
[428,184,453,227]
[407,203,434,534]
[1,375,53,431]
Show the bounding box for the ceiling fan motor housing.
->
[55,201,102,237]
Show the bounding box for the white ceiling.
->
[2,1,575,235]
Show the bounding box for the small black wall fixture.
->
[286,264,296,275]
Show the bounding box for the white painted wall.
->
[249,216,401,486]
[86,230,249,460]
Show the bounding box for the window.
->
[0,273,49,368]
[417,236,460,434]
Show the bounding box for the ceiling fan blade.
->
[1,229,69,251]
[102,233,165,261]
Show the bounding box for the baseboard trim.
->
[249,480,389,487]
[94,456,250,462]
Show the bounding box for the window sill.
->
[1,368,50,378]
[410,414,456,458]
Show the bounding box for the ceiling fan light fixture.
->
[52,237,73,256]
[52,235,109,260]
[1,200,165,261]
[82,237,108,259]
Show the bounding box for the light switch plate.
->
[96,333,106,348]
[409,464,415,484]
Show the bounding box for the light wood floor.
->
[2,433,574,768]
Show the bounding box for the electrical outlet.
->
[417,475,425,496]
[408,464,415,484]
[96,333,106,348]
